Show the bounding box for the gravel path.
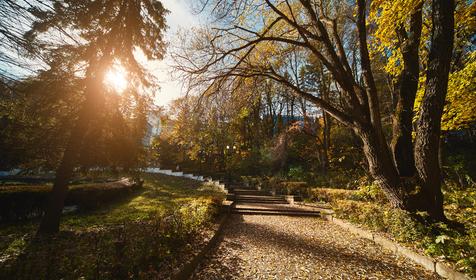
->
[193,215,441,279]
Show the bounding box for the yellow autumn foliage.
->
[414,51,476,131]
[372,0,476,130]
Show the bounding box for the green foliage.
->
[0,173,225,279]
[287,166,307,181]
[0,73,79,170]
[0,66,152,172]
[444,151,476,188]
[151,136,181,169]
[278,181,308,196]
[315,188,476,276]
[443,51,476,131]
[0,0,169,172]
[0,179,141,222]
[309,187,360,203]
[354,182,387,202]
[267,176,284,190]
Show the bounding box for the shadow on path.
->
[193,215,441,279]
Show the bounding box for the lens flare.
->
[104,64,128,93]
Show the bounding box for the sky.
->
[0,0,201,107]
[149,0,199,107]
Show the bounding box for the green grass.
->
[0,173,225,279]
[59,173,224,228]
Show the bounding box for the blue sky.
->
[151,0,199,107]
[0,0,199,107]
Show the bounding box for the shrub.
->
[278,181,308,195]
[242,176,268,189]
[255,177,268,189]
[0,179,141,222]
[267,176,283,190]
[67,179,141,210]
[354,182,387,202]
[0,185,50,222]
[0,204,219,280]
[240,176,252,187]
[320,189,476,276]
[309,187,358,202]
[287,166,307,181]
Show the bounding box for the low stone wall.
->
[323,214,473,280]
[144,168,227,194]
[172,200,234,280]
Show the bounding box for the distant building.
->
[143,112,162,146]
[271,115,307,134]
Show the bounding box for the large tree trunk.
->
[414,0,454,221]
[391,7,422,177]
[321,78,331,174]
[356,125,406,208]
[321,111,331,173]
[37,73,103,236]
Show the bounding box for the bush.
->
[334,199,425,242]
[240,176,252,187]
[309,187,358,202]
[241,176,268,189]
[267,176,283,190]
[317,188,476,276]
[354,182,387,202]
[0,202,219,280]
[67,179,141,210]
[278,181,308,196]
[0,185,49,222]
[0,178,141,222]
[309,169,368,189]
[287,166,307,181]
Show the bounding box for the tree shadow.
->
[194,215,440,279]
[192,217,245,280]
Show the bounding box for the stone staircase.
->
[229,186,320,217]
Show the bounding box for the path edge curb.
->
[322,214,474,280]
[172,201,233,280]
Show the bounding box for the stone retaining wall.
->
[172,201,234,279]
[323,214,473,280]
[144,168,227,193]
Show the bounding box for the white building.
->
[143,112,162,146]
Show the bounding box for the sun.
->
[104,63,128,93]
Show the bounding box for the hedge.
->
[278,181,308,195]
[309,187,359,202]
[310,187,476,276]
[0,178,141,222]
[240,176,309,196]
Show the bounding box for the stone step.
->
[232,190,268,193]
[232,196,286,201]
[234,207,320,214]
[227,195,284,200]
[234,193,271,197]
[231,209,320,217]
[234,200,287,204]
[233,191,270,196]
[233,199,287,204]
[233,188,266,191]
[234,195,285,200]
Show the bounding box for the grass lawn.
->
[0,173,225,279]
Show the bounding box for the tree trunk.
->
[36,110,89,235]
[391,7,422,177]
[356,125,406,208]
[321,111,331,173]
[414,0,454,221]
[37,74,103,236]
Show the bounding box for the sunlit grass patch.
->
[0,173,225,279]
